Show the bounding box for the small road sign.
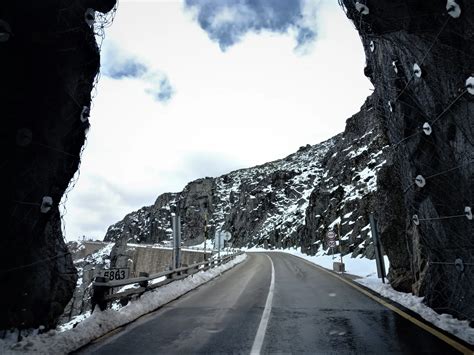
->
[327,231,337,248]
[99,268,130,281]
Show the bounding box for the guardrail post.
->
[92,276,108,312]
[119,297,129,307]
[139,272,149,288]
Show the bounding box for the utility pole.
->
[171,205,181,270]
[338,222,343,267]
[203,214,208,261]
[176,214,181,269]
[369,213,386,283]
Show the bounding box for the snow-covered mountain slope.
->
[104,97,388,258]
[214,137,336,247]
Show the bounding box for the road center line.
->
[250,254,275,355]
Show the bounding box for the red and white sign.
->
[327,231,337,247]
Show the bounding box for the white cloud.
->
[101,42,175,102]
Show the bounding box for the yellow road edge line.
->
[287,253,473,355]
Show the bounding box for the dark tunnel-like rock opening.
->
[0,0,116,330]
[1,0,473,333]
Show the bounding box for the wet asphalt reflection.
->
[82,252,461,354]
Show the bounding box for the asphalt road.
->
[81,252,460,354]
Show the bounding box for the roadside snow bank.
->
[0,254,247,355]
[357,277,474,345]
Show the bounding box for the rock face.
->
[60,243,113,326]
[341,0,474,321]
[299,96,389,258]
[0,0,116,330]
[105,193,179,243]
[104,138,334,247]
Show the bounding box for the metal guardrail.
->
[81,241,239,254]
[91,251,243,311]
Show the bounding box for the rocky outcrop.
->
[0,0,116,330]
[60,243,112,326]
[299,96,389,258]
[105,192,179,243]
[105,138,339,247]
[341,0,473,321]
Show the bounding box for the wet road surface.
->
[81,252,461,354]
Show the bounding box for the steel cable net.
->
[7,1,118,235]
[58,1,118,239]
[0,0,118,330]
[341,0,474,323]
[8,1,119,267]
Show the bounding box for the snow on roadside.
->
[244,245,388,278]
[357,277,474,345]
[0,254,247,355]
[245,246,474,346]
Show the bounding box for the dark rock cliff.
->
[0,0,116,330]
[341,0,473,321]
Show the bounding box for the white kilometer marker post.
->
[250,255,275,355]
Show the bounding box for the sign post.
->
[328,227,345,273]
[338,222,343,269]
[203,214,208,261]
[224,232,231,253]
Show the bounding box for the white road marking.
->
[250,254,275,355]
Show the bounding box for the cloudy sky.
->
[63,0,372,241]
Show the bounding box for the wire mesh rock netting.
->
[341,0,473,323]
[0,0,118,331]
